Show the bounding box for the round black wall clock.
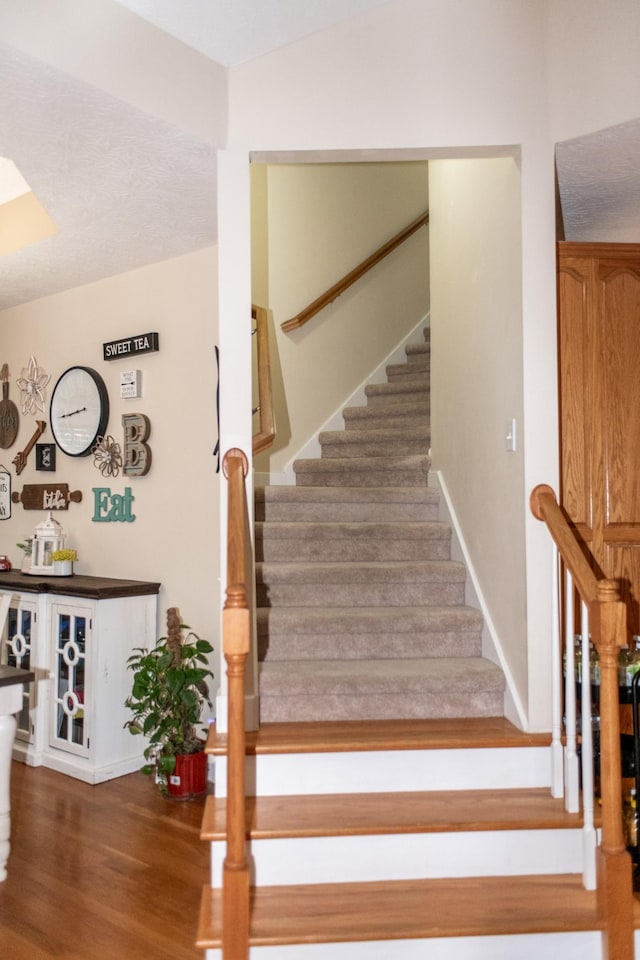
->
[50,366,110,457]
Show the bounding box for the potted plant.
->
[16,539,33,573]
[50,548,77,576]
[124,607,213,799]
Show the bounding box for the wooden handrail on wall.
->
[252,305,275,455]
[221,447,251,960]
[530,484,634,960]
[281,210,429,333]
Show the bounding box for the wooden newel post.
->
[221,448,251,960]
[592,580,634,960]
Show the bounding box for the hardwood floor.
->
[0,761,209,959]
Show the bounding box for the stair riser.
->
[344,414,429,431]
[295,468,430,487]
[255,503,440,522]
[257,631,482,661]
[388,372,430,384]
[387,362,429,377]
[258,690,504,724]
[256,540,450,562]
[320,439,429,458]
[209,829,583,887]
[344,399,429,419]
[213,746,553,798]
[204,931,603,960]
[365,385,430,405]
[256,581,465,606]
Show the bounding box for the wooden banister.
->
[530,484,598,604]
[281,210,429,333]
[530,484,634,960]
[252,305,275,455]
[221,447,251,960]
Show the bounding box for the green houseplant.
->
[124,607,213,797]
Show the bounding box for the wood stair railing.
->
[281,209,429,333]
[252,304,275,455]
[531,483,634,960]
[220,447,252,960]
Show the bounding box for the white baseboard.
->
[256,313,430,487]
[433,469,527,731]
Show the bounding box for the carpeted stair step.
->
[255,520,450,562]
[294,454,430,487]
[343,397,429,431]
[365,379,430,405]
[386,363,429,382]
[256,559,467,607]
[255,486,440,522]
[257,604,483,661]
[406,340,430,359]
[319,426,430,459]
[257,657,505,722]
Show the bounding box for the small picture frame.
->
[0,465,11,519]
[36,443,56,472]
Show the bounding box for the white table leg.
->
[0,683,22,882]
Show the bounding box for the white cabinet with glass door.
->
[0,573,159,784]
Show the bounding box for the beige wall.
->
[548,0,640,142]
[226,0,558,729]
[429,158,527,714]
[252,161,430,476]
[0,246,221,693]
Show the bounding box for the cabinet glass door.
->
[0,601,36,742]
[50,608,90,757]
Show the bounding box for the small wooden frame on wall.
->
[36,443,56,472]
[0,465,11,519]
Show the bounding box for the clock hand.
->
[59,406,87,418]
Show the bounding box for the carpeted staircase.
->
[254,327,506,723]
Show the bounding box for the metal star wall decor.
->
[16,356,51,415]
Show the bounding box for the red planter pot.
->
[166,750,208,800]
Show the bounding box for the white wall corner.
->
[433,469,527,730]
[261,313,431,487]
[214,693,259,736]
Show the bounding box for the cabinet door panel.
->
[600,264,640,526]
[559,243,640,639]
[558,262,594,535]
[50,605,90,757]
[0,599,37,742]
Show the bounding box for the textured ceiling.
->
[0,0,389,313]
[112,0,392,66]
[1,1,639,314]
[0,39,217,311]
[556,117,640,243]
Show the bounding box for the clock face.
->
[50,366,110,457]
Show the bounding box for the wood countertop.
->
[0,570,160,600]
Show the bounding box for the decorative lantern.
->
[30,511,65,575]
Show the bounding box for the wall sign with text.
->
[0,466,11,520]
[103,332,159,361]
[92,487,135,522]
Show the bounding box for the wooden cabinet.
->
[558,242,640,637]
[0,571,159,783]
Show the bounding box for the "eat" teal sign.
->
[92,487,135,522]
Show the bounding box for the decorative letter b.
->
[123,414,151,477]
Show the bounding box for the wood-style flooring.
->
[0,761,209,960]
